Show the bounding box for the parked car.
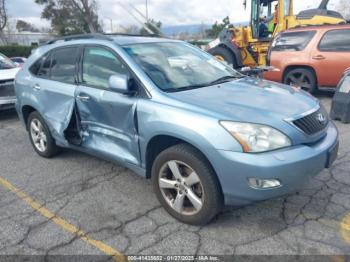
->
[0,53,20,110]
[330,68,350,123]
[15,34,338,225]
[10,57,27,67]
[264,24,350,93]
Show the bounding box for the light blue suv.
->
[15,34,339,225]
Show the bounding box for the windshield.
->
[123,42,243,92]
[0,53,16,70]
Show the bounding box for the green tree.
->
[140,19,162,35]
[16,20,39,32]
[35,0,101,36]
[206,16,230,38]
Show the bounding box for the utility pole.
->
[145,0,149,21]
[107,18,113,33]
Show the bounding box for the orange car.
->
[264,24,350,93]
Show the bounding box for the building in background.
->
[0,18,53,46]
[0,31,53,46]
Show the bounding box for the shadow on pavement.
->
[314,89,334,99]
[0,109,19,122]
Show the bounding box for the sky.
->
[6,0,342,30]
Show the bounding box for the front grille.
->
[293,107,329,135]
[0,79,15,97]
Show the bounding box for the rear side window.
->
[30,54,47,75]
[319,29,350,52]
[37,53,52,77]
[271,31,316,51]
[50,47,79,84]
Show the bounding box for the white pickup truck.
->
[0,53,20,110]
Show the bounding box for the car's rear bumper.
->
[208,122,339,206]
[0,97,16,110]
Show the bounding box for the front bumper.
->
[209,122,339,206]
[0,97,16,110]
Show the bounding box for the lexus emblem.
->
[316,113,326,125]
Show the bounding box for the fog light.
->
[248,178,281,189]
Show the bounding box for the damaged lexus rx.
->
[15,34,339,225]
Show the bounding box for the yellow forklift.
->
[207,0,346,69]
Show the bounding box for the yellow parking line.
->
[340,213,350,245]
[0,177,127,262]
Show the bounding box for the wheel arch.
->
[145,134,218,183]
[283,65,318,86]
[22,105,38,130]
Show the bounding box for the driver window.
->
[82,47,128,89]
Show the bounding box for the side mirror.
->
[108,74,130,94]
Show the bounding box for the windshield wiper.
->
[208,75,241,85]
[166,83,210,92]
[165,75,242,92]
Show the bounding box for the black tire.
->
[151,144,223,225]
[27,111,59,158]
[209,46,237,68]
[283,68,317,94]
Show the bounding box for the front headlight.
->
[220,121,291,153]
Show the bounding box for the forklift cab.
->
[250,0,292,40]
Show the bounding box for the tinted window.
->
[271,31,316,51]
[51,47,79,84]
[37,53,52,77]
[319,29,350,52]
[30,52,50,76]
[82,47,128,89]
[30,56,45,75]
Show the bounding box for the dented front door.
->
[75,86,140,165]
[75,46,140,166]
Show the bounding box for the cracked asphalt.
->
[0,95,349,259]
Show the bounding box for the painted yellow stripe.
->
[340,213,350,244]
[0,177,127,262]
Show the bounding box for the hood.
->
[0,67,20,81]
[168,77,319,124]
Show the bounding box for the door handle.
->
[33,84,41,90]
[77,95,90,101]
[312,55,326,60]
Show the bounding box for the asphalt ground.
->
[0,94,349,261]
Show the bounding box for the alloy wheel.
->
[30,119,47,152]
[286,72,312,91]
[158,160,204,216]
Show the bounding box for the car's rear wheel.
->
[151,144,223,225]
[284,68,317,94]
[27,111,59,158]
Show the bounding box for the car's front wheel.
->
[152,144,223,225]
[27,111,59,158]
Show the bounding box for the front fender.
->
[137,99,244,167]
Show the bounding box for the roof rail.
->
[45,33,113,45]
[104,33,163,38]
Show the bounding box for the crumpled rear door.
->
[32,45,80,146]
[35,77,77,146]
